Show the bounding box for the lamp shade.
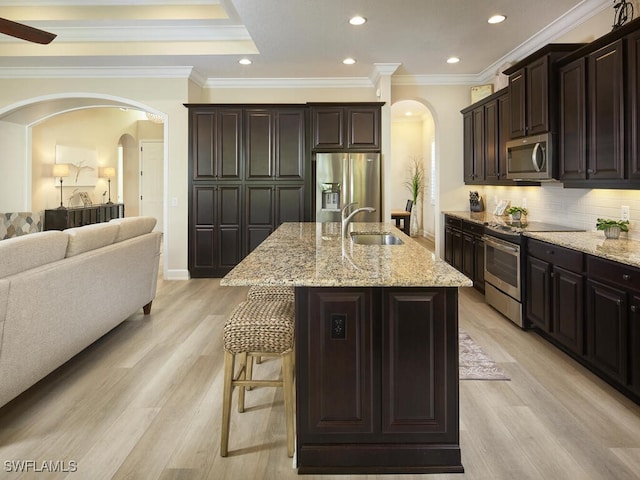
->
[100,166,116,178]
[52,163,69,177]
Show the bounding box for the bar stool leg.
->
[282,349,295,457]
[237,352,247,413]
[220,350,235,457]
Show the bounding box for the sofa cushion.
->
[109,216,157,242]
[65,223,119,257]
[0,231,68,278]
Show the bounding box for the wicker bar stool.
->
[220,299,295,457]
[246,285,295,302]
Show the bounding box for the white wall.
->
[0,121,28,212]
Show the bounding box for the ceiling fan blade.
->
[0,17,56,44]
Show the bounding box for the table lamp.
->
[100,166,116,204]
[52,163,69,209]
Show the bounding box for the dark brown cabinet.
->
[627,29,640,179]
[559,58,587,180]
[191,108,242,181]
[586,255,640,390]
[44,203,124,231]
[245,108,305,180]
[508,57,550,138]
[444,216,484,293]
[557,18,640,188]
[187,105,307,277]
[295,286,461,473]
[310,104,382,151]
[587,40,625,181]
[444,215,463,272]
[190,185,242,277]
[461,89,514,185]
[503,45,583,140]
[525,238,584,354]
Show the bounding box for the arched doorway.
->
[390,99,437,242]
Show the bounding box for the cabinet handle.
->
[632,305,638,313]
[550,272,555,278]
[546,250,554,255]
[617,299,622,306]
[623,274,631,281]
[587,168,594,174]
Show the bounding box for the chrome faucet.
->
[341,202,376,238]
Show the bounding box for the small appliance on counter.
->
[469,191,484,212]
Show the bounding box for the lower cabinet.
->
[524,242,640,403]
[525,238,584,354]
[444,216,484,293]
[295,286,462,473]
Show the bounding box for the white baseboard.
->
[165,269,190,280]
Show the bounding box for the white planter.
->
[604,226,621,239]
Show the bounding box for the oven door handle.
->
[483,235,520,253]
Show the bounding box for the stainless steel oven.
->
[483,220,584,329]
[483,234,524,327]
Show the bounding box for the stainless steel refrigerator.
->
[315,152,381,223]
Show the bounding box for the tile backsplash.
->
[478,183,640,241]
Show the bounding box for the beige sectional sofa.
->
[0,216,161,408]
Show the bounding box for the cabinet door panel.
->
[245,110,273,178]
[193,113,215,179]
[462,233,475,280]
[559,59,587,180]
[509,68,527,138]
[246,186,273,252]
[586,279,628,384]
[526,256,551,331]
[588,40,624,180]
[552,266,584,354]
[497,92,510,180]
[218,110,242,179]
[629,30,640,179]
[484,99,499,182]
[382,289,457,441]
[299,288,375,442]
[463,111,474,183]
[527,57,549,135]
[348,108,380,149]
[472,107,485,181]
[275,109,305,179]
[275,185,304,224]
[474,236,485,292]
[312,108,344,149]
[217,185,241,267]
[631,295,640,395]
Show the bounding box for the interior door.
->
[140,140,164,232]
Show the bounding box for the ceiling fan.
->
[0,17,56,44]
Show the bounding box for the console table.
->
[44,204,125,231]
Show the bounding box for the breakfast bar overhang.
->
[221,222,472,474]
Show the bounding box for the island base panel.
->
[297,444,463,474]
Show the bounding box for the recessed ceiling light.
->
[488,14,506,24]
[447,57,460,64]
[343,58,356,65]
[239,58,252,65]
[405,111,413,116]
[349,16,367,26]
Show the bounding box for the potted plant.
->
[404,157,425,236]
[596,218,629,239]
[506,206,528,221]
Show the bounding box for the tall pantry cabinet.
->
[187,105,306,277]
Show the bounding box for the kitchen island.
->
[221,222,472,474]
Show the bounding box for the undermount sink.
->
[350,233,404,245]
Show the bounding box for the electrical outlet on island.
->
[621,205,630,221]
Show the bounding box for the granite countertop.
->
[220,222,473,288]
[444,210,640,268]
[525,231,640,269]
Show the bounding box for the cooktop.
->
[485,221,584,234]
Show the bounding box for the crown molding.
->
[0,66,194,79]
[204,76,375,89]
[0,0,219,5]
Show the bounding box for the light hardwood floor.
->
[1,240,639,479]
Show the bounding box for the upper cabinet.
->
[503,44,584,139]
[190,107,242,181]
[461,89,515,185]
[310,104,383,151]
[558,17,640,188]
[245,108,305,180]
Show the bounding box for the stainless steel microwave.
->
[506,133,554,181]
